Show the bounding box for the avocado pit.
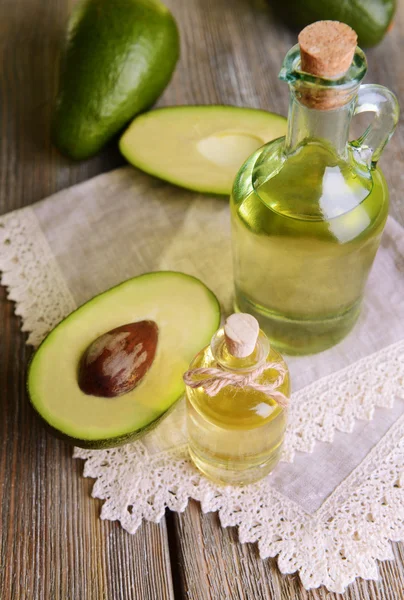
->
[78,320,158,398]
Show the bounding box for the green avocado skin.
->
[272,0,396,47]
[52,0,179,160]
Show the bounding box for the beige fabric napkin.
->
[1,165,403,592]
[32,166,404,387]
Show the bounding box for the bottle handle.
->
[350,84,399,168]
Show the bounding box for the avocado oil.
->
[231,22,399,354]
[185,314,290,485]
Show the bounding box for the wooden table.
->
[1,1,403,598]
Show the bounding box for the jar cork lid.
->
[299,21,357,79]
[224,313,259,358]
[297,21,358,110]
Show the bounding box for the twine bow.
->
[183,361,289,409]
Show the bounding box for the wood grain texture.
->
[171,501,404,600]
[0,0,403,599]
[0,0,172,599]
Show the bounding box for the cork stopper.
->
[298,21,358,110]
[224,313,259,358]
[299,21,357,78]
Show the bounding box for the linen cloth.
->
[0,166,403,592]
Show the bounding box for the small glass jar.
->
[184,314,290,485]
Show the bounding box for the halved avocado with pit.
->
[27,271,220,449]
[119,106,287,195]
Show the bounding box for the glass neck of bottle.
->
[210,329,269,372]
[278,44,367,160]
[285,87,357,158]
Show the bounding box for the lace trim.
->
[284,337,404,461]
[0,208,76,346]
[1,204,404,592]
[74,415,404,592]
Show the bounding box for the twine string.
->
[183,361,289,409]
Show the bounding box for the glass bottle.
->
[184,313,290,485]
[231,22,399,355]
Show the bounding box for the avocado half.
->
[119,106,287,195]
[27,272,220,449]
[53,0,179,160]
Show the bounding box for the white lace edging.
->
[74,415,404,593]
[1,205,404,592]
[0,207,76,346]
[284,338,404,461]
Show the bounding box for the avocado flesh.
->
[271,0,396,47]
[28,272,220,448]
[119,106,287,195]
[53,0,179,160]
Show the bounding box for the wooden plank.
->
[172,502,404,600]
[0,0,174,598]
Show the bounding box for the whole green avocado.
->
[271,0,396,47]
[53,0,179,160]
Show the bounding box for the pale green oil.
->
[231,138,389,355]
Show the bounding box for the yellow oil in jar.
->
[186,330,290,485]
[231,140,389,354]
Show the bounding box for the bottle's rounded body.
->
[231,137,389,355]
[186,329,290,485]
